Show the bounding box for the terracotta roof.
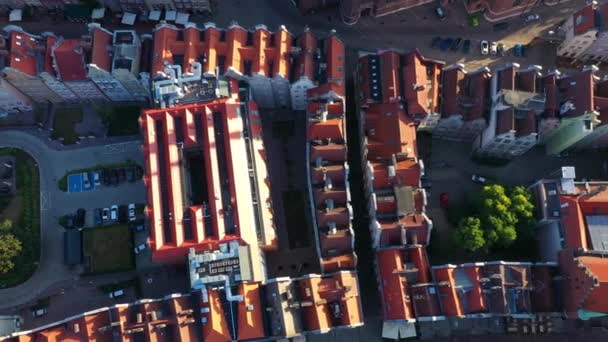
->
[377,248,415,320]
[440,66,466,117]
[498,66,515,91]
[8,30,39,76]
[365,103,417,160]
[325,35,345,96]
[292,30,316,81]
[379,50,401,103]
[558,70,594,117]
[402,49,443,116]
[53,39,87,81]
[464,70,491,121]
[433,265,463,316]
[90,26,113,71]
[297,272,363,331]
[573,4,597,35]
[560,249,608,317]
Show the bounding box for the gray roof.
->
[586,215,608,251]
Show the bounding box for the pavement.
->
[0,130,146,311]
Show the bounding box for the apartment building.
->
[434,64,491,142]
[557,2,608,64]
[473,63,545,159]
[463,0,538,22]
[0,35,32,115]
[87,24,149,102]
[530,166,608,319]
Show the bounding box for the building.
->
[557,2,608,64]
[2,26,65,103]
[530,166,608,319]
[537,66,604,156]
[140,80,275,270]
[433,64,491,142]
[473,63,545,159]
[463,0,539,22]
[87,24,149,102]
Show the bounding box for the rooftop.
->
[52,38,86,81]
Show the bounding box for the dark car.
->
[129,220,146,232]
[431,36,441,49]
[435,6,446,21]
[463,39,471,53]
[493,22,510,31]
[94,208,102,225]
[75,208,86,227]
[440,38,453,51]
[521,44,528,57]
[450,38,463,51]
[497,43,505,56]
[118,205,128,223]
[421,177,432,189]
[101,169,110,186]
[110,169,119,186]
[118,168,127,183]
[514,44,523,57]
[126,167,136,182]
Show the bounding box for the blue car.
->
[440,38,453,51]
[514,44,522,57]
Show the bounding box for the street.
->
[0,130,146,313]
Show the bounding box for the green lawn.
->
[52,108,83,145]
[83,225,134,274]
[97,105,142,136]
[0,149,40,288]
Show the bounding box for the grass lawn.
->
[97,105,142,136]
[83,225,134,274]
[0,149,40,288]
[52,108,83,145]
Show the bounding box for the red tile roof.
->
[379,50,401,104]
[573,4,596,35]
[53,39,87,81]
[434,265,463,316]
[90,26,113,71]
[292,30,316,81]
[440,66,466,117]
[402,49,443,116]
[326,35,345,96]
[560,249,608,317]
[8,30,39,76]
[377,248,415,320]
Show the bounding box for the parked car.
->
[431,36,442,49]
[94,208,102,225]
[421,177,432,189]
[101,169,109,185]
[118,205,128,223]
[472,174,487,184]
[450,38,463,51]
[110,205,118,221]
[497,43,505,56]
[110,169,119,186]
[31,308,48,317]
[524,14,540,23]
[440,193,449,210]
[109,289,125,298]
[514,43,523,57]
[82,172,91,190]
[102,208,109,221]
[463,39,471,53]
[75,208,86,227]
[440,38,453,51]
[480,40,489,55]
[129,220,145,232]
[435,6,446,21]
[118,168,127,183]
[490,41,498,55]
[134,243,147,254]
[93,172,100,187]
[128,203,136,222]
[126,167,136,182]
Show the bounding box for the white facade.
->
[557,10,600,61]
[88,65,134,102]
[579,31,608,62]
[0,78,32,115]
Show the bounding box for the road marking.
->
[40,191,50,211]
[104,141,141,154]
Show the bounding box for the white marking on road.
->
[103,141,141,154]
[40,191,50,211]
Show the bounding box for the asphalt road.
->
[0,130,145,311]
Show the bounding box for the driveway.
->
[0,130,145,311]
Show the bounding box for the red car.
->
[440,193,448,210]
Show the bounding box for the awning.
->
[165,10,177,21]
[91,7,105,19]
[175,12,190,26]
[148,10,161,21]
[121,12,136,25]
[9,9,22,22]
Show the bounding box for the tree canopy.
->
[0,220,22,274]
[453,184,536,253]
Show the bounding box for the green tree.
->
[455,217,485,252]
[510,186,534,220]
[0,234,22,274]
[0,219,11,233]
[478,185,518,248]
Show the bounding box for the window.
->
[220,30,226,42]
